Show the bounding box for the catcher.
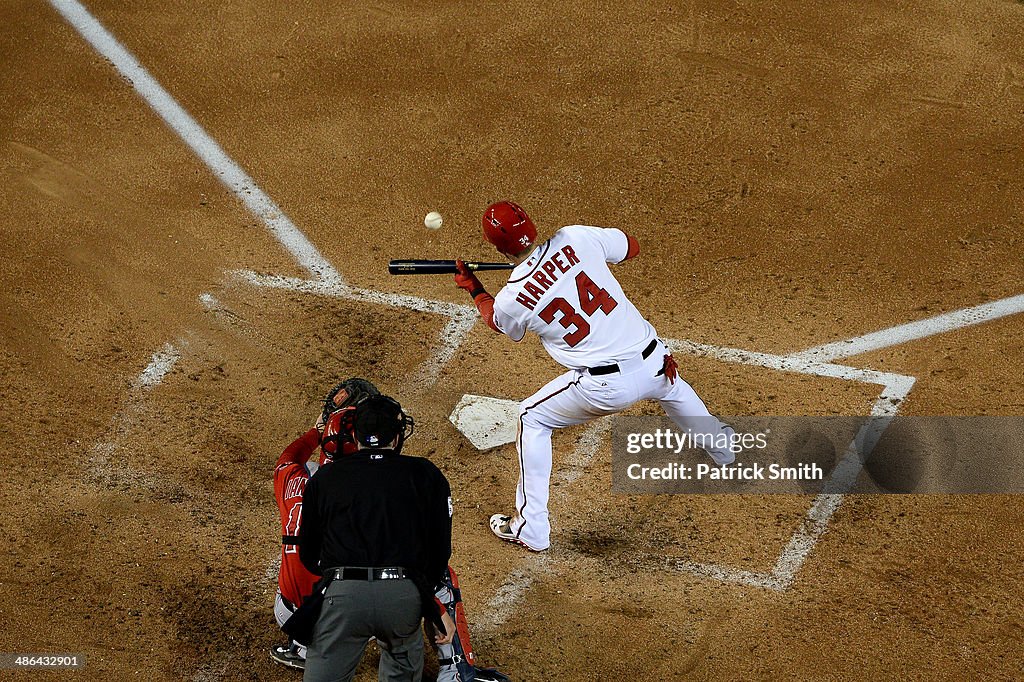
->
[271,378,379,669]
[271,379,510,682]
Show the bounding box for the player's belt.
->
[588,339,658,376]
[331,567,407,581]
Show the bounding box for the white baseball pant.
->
[509,339,735,551]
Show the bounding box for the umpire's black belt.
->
[331,567,407,581]
[588,339,658,376]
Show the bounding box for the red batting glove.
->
[661,354,679,384]
[454,259,484,295]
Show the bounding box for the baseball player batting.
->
[454,201,736,552]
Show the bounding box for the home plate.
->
[449,394,519,450]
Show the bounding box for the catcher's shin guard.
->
[435,566,477,682]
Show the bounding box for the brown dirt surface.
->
[2,0,1023,680]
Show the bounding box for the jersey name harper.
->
[506,244,581,310]
[492,225,656,369]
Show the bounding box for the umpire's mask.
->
[354,395,415,453]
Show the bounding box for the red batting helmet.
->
[482,201,537,255]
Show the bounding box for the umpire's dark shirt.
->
[298,448,452,585]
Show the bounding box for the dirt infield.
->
[2,0,1023,679]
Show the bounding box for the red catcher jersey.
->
[492,225,656,369]
[273,427,321,607]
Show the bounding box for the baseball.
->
[424,211,443,230]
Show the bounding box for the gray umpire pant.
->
[303,578,424,682]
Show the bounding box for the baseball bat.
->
[388,259,514,275]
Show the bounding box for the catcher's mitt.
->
[321,377,380,425]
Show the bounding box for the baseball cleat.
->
[489,514,545,552]
[270,643,305,670]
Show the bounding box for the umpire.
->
[298,395,453,682]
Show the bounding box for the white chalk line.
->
[47,0,340,285]
[769,376,915,590]
[609,373,914,591]
[875,374,917,415]
[424,313,480,385]
[232,270,475,318]
[473,558,552,633]
[752,292,1024,587]
[552,371,916,591]
[666,339,905,387]
[90,342,184,489]
[661,559,781,591]
[659,337,914,589]
[648,355,916,589]
[136,342,181,388]
[794,292,1024,362]
[556,417,611,486]
[653,301,1024,589]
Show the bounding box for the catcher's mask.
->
[354,395,415,453]
[320,407,356,463]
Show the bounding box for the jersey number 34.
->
[538,271,618,347]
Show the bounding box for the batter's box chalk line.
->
[450,349,915,596]
[229,270,477,386]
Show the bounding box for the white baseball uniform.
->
[491,225,735,551]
